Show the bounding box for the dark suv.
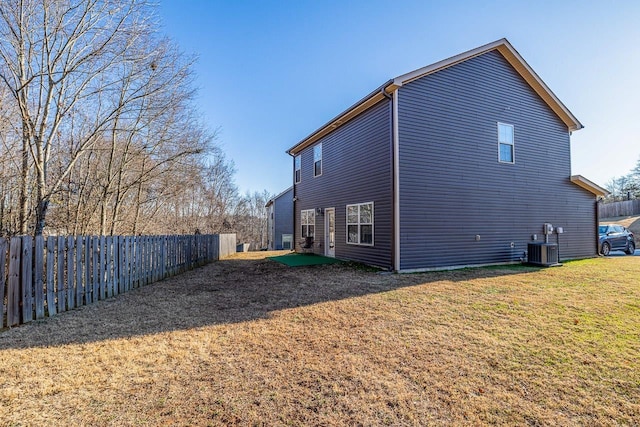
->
[598,224,635,255]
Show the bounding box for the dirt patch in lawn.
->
[0,251,638,425]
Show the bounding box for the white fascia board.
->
[570,175,609,197]
[392,39,509,87]
[391,38,583,132]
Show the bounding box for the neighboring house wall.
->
[273,187,293,249]
[267,204,274,249]
[397,50,597,270]
[294,100,393,269]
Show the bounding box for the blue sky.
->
[158,0,640,196]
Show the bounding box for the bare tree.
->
[230,190,271,250]
[0,0,272,239]
[0,0,166,235]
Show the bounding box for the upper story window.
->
[314,143,322,177]
[301,209,315,238]
[346,202,373,246]
[295,155,301,183]
[498,123,514,163]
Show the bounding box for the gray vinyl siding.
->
[294,100,393,269]
[397,50,597,270]
[273,187,293,249]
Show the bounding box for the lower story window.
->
[346,202,373,245]
[301,209,315,238]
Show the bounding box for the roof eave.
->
[570,175,609,197]
[286,80,393,156]
[265,186,294,208]
[495,41,583,132]
[392,38,583,132]
[287,38,583,156]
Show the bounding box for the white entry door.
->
[325,208,335,257]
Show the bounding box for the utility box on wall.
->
[528,242,559,266]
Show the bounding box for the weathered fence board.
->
[46,236,56,317]
[136,237,141,287]
[145,236,151,285]
[92,236,99,302]
[599,199,640,218]
[118,236,124,294]
[7,237,21,326]
[85,237,92,304]
[1,233,235,329]
[0,238,7,325]
[106,237,113,298]
[67,236,75,310]
[99,236,106,300]
[57,236,65,313]
[76,236,84,306]
[35,237,45,319]
[113,236,119,296]
[130,236,135,289]
[21,236,33,323]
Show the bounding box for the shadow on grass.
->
[0,257,541,350]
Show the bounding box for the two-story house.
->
[266,187,294,250]
[287,38,606,272]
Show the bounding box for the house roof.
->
[570,175,609,197]
[287,38,583,156]
[265,186,293,208]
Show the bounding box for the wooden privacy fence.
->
[599,200,640,219]
[1,233,236,329]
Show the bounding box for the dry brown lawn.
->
[0,251,639,426]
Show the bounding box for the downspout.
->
[382,87,400,272]
[595,197,601,255]
[288,152,297,252]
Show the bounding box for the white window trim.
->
[301,209,315,238]
[295,155,301,184]
[346,202,374,246]
[497,122,515,164]
[313,143,322,177]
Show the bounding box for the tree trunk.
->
[19,125,29,235]
[34,199,48,237]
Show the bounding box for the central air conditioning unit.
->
[527,242,559,266]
